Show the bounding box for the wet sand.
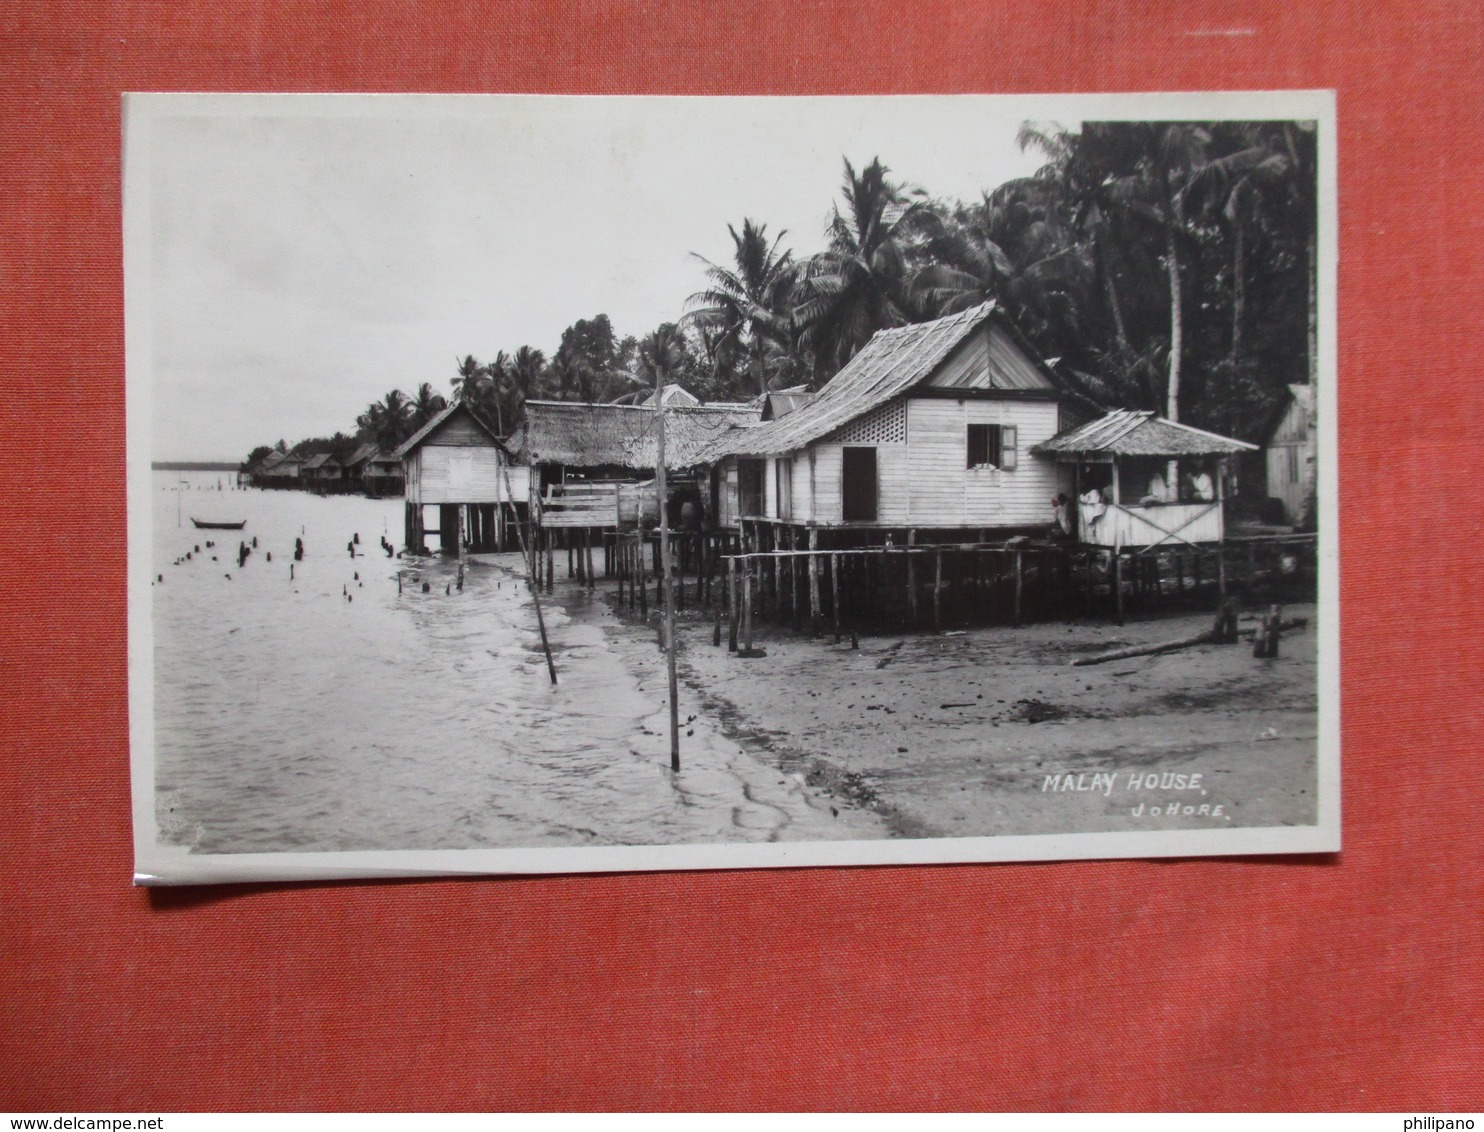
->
[593,577,1319,841]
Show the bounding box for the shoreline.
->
[559,560,1319,842]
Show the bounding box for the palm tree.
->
[909,187,1090,358]
[357,389,411,450]
[409,382,447,430]
[1183,126,1294,371]
[452,354,484,402]
[506,346,546,422]
[794,157,927,380]
[686,219,797,397]
[1018,121,1150,358]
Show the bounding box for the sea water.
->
[150,471,872,853]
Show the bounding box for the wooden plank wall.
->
[906,399,1061,527]
[414,444,506,505]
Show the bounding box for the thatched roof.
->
[512,400,759,472]
[1032,409,1257,460]
[301,453,339,471]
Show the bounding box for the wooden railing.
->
[1079,501,1221,550]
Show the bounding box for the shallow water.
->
[151,472,876,852]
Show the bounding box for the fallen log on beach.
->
[1072,631,1217,667]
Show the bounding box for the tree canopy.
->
[249,120,1316,464]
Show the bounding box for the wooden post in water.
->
[654,361,681,773]
[499,462,557,685]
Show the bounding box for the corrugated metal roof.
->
[1032,409,1257,458]
[761,391,814,420]
[513,400,759,471]
[710,303,999,458]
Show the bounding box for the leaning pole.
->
[655,370,681,772]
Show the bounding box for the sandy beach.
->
[582,571,1318,841]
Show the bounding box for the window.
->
[775,458,793,521]
[967,424,1017,469]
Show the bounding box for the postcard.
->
[127,91,1338,883]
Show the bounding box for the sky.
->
[136,94,1077,461]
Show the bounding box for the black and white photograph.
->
[126,91,1338,883]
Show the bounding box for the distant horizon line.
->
[152,460,240,471]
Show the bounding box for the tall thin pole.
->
[500,461,557,685]
[656,372,681,772]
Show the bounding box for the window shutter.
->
[1000,425,1018,469]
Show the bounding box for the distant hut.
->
[344,442,404,497]
[257,450,303,490]
[1261,384,1317,526]
[1031,409,1256,550]
[300,452,345,496]
[395,402,530,554]
[707,303,1094,540]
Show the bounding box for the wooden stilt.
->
[831,552,842,643]
[1012,549,1023,627]
[933,547,942,632]
[907,530,918,626]
[788,528,798,625]
[728,557,739,652]
[1113,549,1125,625]
[808,528,821,635]
[743,562,754,652]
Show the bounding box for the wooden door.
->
[842,446,878,522]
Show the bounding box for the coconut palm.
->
[505,346,546,420]
[357,389,411,450]
[686,219,797,397]
[409,382,447,430]
[794,157,928,380]
[909,187,1090,359]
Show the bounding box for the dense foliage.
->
[248,119,1316,463]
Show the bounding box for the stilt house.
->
[1262,384,1317,525]
[1031,409,1256,550]
[256,450,302,489]
[707,303,1091,540]
[511,399,758,530]
[301,452,345,495]
[395,402,531,554]
[344,442,404,497]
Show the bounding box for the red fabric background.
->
[2,0,1480,1112]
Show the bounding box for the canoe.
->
[191,518,247,530]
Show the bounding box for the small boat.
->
[191,518,246,530]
